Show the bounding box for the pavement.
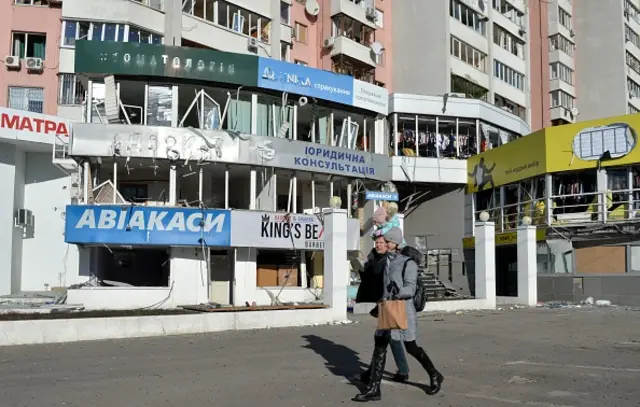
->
[2,307,640,407]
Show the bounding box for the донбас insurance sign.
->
[64,205,231,247]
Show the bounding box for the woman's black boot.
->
[412,346,444,395]
[352,345,387,402]
[358,366,371,384]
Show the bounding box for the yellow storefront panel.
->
[467,130,546,193]
[467,112,640,192]
[544,113,640,173]
[462,228,547,249]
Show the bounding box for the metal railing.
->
[474,188,640,232]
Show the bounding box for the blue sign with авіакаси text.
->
[365,191,399,201]
[64,205,231,247]
[257,57,354,106]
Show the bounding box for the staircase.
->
[417,271,450,300]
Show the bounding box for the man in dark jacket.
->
[356,235,410,383]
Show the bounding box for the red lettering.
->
[44,120,56,133]
[33,118,44,132]
[56,122,69,136]
[1,113,19,129]
[0,111,68,136]
[19,116,33,132]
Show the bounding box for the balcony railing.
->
[475,188,640,232]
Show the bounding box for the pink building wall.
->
[291,0,392,90]
[0,2,61,116]
[528,0,550,131]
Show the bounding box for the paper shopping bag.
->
[377,300,408,330]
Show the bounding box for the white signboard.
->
[0,107,71,145]
[352,79,388,115]
[230,210,361,250]
[231,211,325,250]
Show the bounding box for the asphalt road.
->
[2,306,640,407]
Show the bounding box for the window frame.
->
[60,20,163,48]
[295,21,308,44]
[58,73,86,106]
[8,86,45,113]
[11,31,47,59]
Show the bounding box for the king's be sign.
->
[64,205,231,246]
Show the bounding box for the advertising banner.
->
[70,125,391,181]
[239,135,391,180]
[230,210,361,250]
[467,112,640,192]
[74,41,258,86]
[0,107,70,145]
[65,205,231,247]
[231,211,325,250]
[257,57,354,106]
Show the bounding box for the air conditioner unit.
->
[365,6,376,20]
[15,209,33,228]
[570,29,575,37]
[630,92,635,99]
[449,92,467,98]
[4,55,20,68]
[323,36,335,48]
[518,27,526,36]
[247,37,258,52]
[25,57,43,71]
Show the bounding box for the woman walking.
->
[357,235,411,384]
[353,227,444,402]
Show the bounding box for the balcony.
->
[550,106,575,123]
[331,35,376,68]
[62,0,165,35]
[549,78,575,98]
[549,49,574,70]
[331,0,377,30]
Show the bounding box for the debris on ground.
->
[535,299,616,309]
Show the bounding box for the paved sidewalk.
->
[1,307,640,407]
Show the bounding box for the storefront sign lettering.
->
[260,213,322,241]
[64,205,232,247]
[257,58,353,106]
[1,111,69,136]
[105,52,236,76]
[365,191,399,201]
[74,208,226,233]
[295,146,375,176]
[75,41,258,87]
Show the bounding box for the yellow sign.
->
[462,228,547,249]
[466,112,640,191]
[467,130,546,193]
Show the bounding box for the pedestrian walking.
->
[356,234,410,384]
[353,227,444,402]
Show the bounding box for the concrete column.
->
[168,247,208,307]
[323,208,348,320]
[0,145,24,295]
[517,225,538,306]
[474,221,496,308]
[164,0,182,46]
[233,247,257,306]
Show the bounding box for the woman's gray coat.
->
[375,251,418,342]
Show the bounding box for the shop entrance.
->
[91,247,170,287]
[496,245,518,296]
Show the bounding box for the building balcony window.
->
[332,55,375,83]
[494,94,526,121]
[332,14,375,47]
[62,21,163,47]
[451,74,489,101]
[182,0,271,44]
